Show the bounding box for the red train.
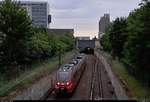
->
[54,54,86,95]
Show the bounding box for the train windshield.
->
[57,71,69,82]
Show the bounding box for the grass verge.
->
[0,50,75,97]
[101,51,150,99]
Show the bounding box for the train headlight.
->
[66,82,70,86]
[57,82,60,85]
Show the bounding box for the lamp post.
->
[58,46,62,67]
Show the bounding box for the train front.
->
[55,70,74,95]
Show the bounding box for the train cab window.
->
[57,71,70,82]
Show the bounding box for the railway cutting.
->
[40,53,116,100]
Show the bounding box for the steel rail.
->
[90,56,97,100]
[97,58,103,99]
[40,87,55,100]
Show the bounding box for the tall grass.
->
[101,50,150,99]
[0,50,75,97]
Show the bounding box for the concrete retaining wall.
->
[95,51,128,100]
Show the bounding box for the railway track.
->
[42,57,87,100]
[90,55,97,100]
[40,87,55,100]
[40,55,116,100]
[97,57,104,99]
[90,56,104,100]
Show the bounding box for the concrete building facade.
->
[0,1,51,28]
[98,14,110,39]
[21,1,51,28]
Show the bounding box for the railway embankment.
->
[96,50,150,99]
[95,51,128,100]
[46,55,116,100]
[0,50,76,100]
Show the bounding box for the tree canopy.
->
[0,0,32,65]
[0,0,75,73]
[101,0,150,83]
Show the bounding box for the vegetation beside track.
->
[100,0,150,99]
[0,0,75,97]
[101,51,150,99]
[0,50,76,97]
[101,0,150,87]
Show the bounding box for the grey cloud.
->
[50,0,140,19]
[49,0,87,10]
[19,0,141,38]
[49,0,141,38]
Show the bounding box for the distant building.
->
[76,36,90,40]
[76,39,95,52]
[0,1,51,28]
[98,14,110,39]
[48,28,74,36]
[21,1,51,28]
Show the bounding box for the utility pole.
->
[58,46,61,67]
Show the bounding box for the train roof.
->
[59,64,74,71]
[57,54,85,73]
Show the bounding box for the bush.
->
[0,0,75,73]
[101,0,150,85]
[123,0,150,80]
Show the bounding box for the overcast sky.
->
[11,0,142,38]
[48,0,141,38]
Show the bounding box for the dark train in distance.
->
[76,39,95,54]
[54,54,86,95]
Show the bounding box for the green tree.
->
[123,0,150,74]
[26,27,75,61]
[102,17,128,59]
[109,17,128,59]
[0,0,32,65]
[101,27,112,52]
[59,33,75,51]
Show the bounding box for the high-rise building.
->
[76,36,90,40]
[21,1,51,28]
[0,1,51,28]
[98,14,110,39]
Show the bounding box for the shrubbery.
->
[0,0,75,74]
[101,0,150,85]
